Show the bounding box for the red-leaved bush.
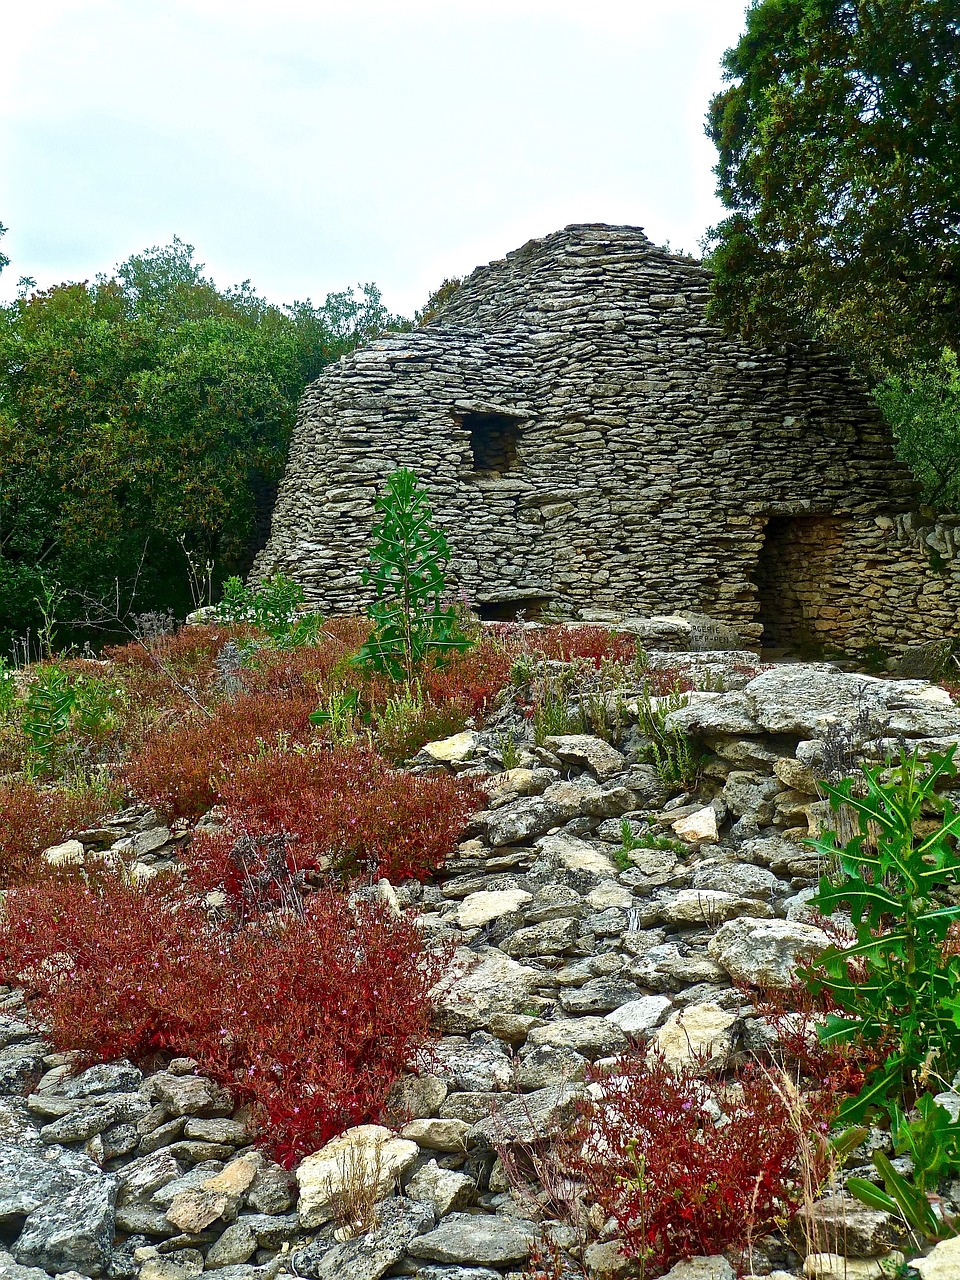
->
[0,875,446,1164]
[492,622,642,668]
[570,1053,833,1274]
[0,780,105,887]
[124,691,317,820]
[195,742,483,886]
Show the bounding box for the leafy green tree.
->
[0,238,403,641]
[875,348,960,509]
[705,0,960,372]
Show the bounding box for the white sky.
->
[0,0,750,317]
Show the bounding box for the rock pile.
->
[4,655,960,1280]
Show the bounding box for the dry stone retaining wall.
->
[253,223,956,653]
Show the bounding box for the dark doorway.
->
[753,515,846,650]
[478,596,551,621]
[464,413,522,473]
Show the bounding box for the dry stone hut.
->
[254,224,960,653]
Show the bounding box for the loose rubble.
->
[5,652,960,1279]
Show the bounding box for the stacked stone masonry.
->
[254,223,960,653]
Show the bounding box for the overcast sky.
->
[1,0,750,317]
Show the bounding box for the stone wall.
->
[254,223,941,650]
[754,512,960,655]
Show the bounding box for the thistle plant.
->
[353,468,473,683]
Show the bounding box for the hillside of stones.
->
[4,623,960,1280]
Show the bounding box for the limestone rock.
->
[543,734,626,779]
[653,1003,739,1068]
[296,1125,419,1229]
[526,1017,629,1060]
[486,797,563,847]
[433,947,541,1033]
[671,805,719,844]
[420,732,480,765]
[535,832,619,880]
[296,1196,433,1280]
[658,888,772,925]
[467,1083,585,1149]
[455,889,532,928]
[400,1118,470,1151]
[406,1212,536,1265]
[405,1160,475,1217]
[165,1187,231,1234]
[11,1172,117,1277]
[802,1193,902,1257]
[606,995,673,1039]
[42,839,85,867]
[662,1259,736,1280]
[915,1236,960,1280]
[802,1254,901,1279]
[204,1221,257,1269]
[708,918,830,989]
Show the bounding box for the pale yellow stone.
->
[456,888,532,929]
[203,1153,259,1197]
[296,1124,418,1228]
[671,806,718,843]
[915,1236,960,1280]
[421,731,478,764]
[42,839,85,866]
[653,1002,738,1068]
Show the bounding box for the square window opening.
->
[464,413,522,473]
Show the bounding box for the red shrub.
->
[570,1053,833,1275]
[241,618,371,698]
[0,875,446,1164]
[196,742,482,885]
[0,780,105,887]
[124,691,317,821]
[746,977,882,1100]
[419,638,515,720]
[497,623,641,668]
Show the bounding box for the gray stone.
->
[801,1193,902,1257]
[407,1212,536,1265]
[690,861,780,901]
[431,1035,513,1093]
[708,917,830,989]
[405,1161,476,1217]
[526,1017,628,1059]
[543,735,626,780]
[439,1092,520,1125]
[12,1172,117,1277]
[0,1250,54,1280]
[467,1083,585,1149]
[558,977,641,1014]
[516,1045,588,1090]
[433,948,541,1034]
[486,798,564,847]
[62,1062,142,1098]
[500,917,580,958]
[662,1259,736,1280]
[204,1221,257,1269]
[149,1075,233,1119]
[605,994,673,1038]
[293,1197,433,1280]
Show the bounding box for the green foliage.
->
[353,469,473,683]
[633,681,701,788]
[805,748,960,1125]
[215,572,321,646]
[21,668,76,773]
[414,277,463,326]
[0,238,403,640]
[875,348,960,509]
[848,1144,959,1242]
[705,1,960,373]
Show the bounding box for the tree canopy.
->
[705,0,960,373]
[0,237,402,640]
